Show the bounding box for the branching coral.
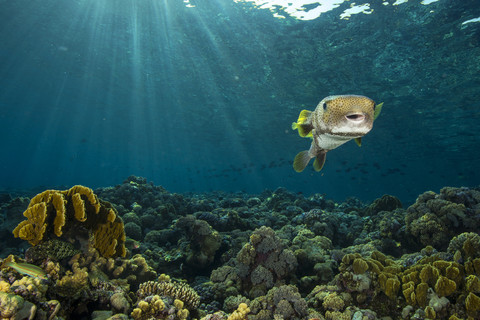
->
[137,275,200,310]
[13,186,126,258]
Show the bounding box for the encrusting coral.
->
[12,185,126,258]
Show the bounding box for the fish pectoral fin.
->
[374,102,383,120]
[313,152,327,172]
[292,110,314,138]
[354,137,362,147]
[297,109,312,124]
[293,151,312,172]
[292,123,314,138]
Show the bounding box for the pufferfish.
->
[291,95,383,172]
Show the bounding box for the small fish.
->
[5,261,48,280]
[292,95,382,172]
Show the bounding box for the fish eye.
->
[323,102,327,110]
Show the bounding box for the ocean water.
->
[0,0,479,204]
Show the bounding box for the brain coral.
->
[13,186,126,258]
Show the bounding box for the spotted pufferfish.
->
[291,94,383,172]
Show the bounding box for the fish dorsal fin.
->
[354,137,362,147]
[374,102,383,120]
[292,109,313,138]
[313,152,327,172]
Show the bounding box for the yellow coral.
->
[177,308,189,320]
[425,305,436,319]
[419,264,440,287]
[0,281,10,293]
[384,278,400,300]
[466,275,480,293]
[13,203,47,246]
[325,310,352,320]
[131,295,165,320]
[12,186,126,258]
[137,279,200,309]
[51,192,66,237]
[174,299,184,309]
[416,282,429,307]
[435,275,456,297]
[227,303,250,320]
[466,292,480,313]
[402,281,416,305]
[322,292,344,311]
[352,258,369,274]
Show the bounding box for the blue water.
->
[0,0,479,204]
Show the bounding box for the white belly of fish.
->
[315,133,354,151]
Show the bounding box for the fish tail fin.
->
[313,152,327,172]
[292,110,313,137]
[293,151,312,172]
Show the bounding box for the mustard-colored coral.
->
[12,185,126,258]
[466,292,480,312]
[435,275,456,297]
[352,258,369,274]
[425,305,436,319]
[322,292,345,311]
[227,302,250,320]
[131,295,165,320]
[379,273,400,300]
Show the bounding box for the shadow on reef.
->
[0,176,480,319]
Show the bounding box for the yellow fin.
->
[374,102,383,120]
[354,137,362,147]
[296,109,312,124]
[293,151,311,172]
[292,110,313,138]
[313,153,326,172]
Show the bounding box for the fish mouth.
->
[345,112,366,123]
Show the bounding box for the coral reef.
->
[1,178,480,319]
[12,185,126,258]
